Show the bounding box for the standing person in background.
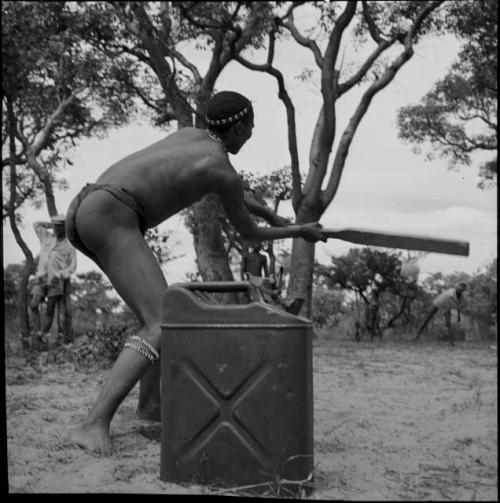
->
[29,214,77,349]
[241,242,269,280]
[414,282,467,346]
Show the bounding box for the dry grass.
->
[6,335,498,499]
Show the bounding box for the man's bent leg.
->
[69,329,159,455]
[70,192,168,453]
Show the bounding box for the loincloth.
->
[65,183,147,266]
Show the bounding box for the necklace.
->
[207,130,228,154]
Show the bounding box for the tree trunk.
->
[6,95,36,349]
[288,238,316,317]
[176,117,232,285]
[287,200,322,317]
[19,265,33,351]
[191,197,236,303]
[191,196,234,282]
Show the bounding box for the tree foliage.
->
[73,1,285,283]
[397,0,497,189]
[315,247,425,337]
[144,227,184,266]
[312,250,497,340]
[2,0,138,205]
[71,271,122,319]
[3,263,25,315]
[182,166,294,277]
[76,1,279,127]
[2,1,142,344]
[233,1,447,314]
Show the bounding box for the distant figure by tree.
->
[29,215,76,349]
[414,282,467,346]
[241,243,269,280]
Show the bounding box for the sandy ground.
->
[6,337,498,499]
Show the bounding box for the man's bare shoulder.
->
[167,128,231,167]
[204,154,242,193]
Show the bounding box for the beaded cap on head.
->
[205,91,252,127]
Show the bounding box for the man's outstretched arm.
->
[220,177,324,244]
[243,193,291,227]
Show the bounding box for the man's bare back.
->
[96,127,233,228]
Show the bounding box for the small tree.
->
[311,286,346,329]
[315,247,424,339]
[2,1,137,344]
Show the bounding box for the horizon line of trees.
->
[3,1,496,346]
[5,250,497,356]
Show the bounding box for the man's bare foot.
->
[68,422,114,456]
[136,404,161,422]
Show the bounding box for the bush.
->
[44,322,141,369]
[311,288,345,328]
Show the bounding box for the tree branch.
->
[170,46,202,82]
[179,2,239,34]
[280,11,323,68]
[321,0,445,206]
[29,93,77,157]
[361,1,385,44]
[125,3,192,125]
[5,95,35,263]
[236,27,302,208]
[337,39,395,96]
[278,1,307,22]
[159,1,172,40]
[322,1,357,93]
[229,2,243,23]
[2,151,26,168]
[318,1,357,166]
[117,44,152,65]
[302,2,358,205]
[407,0,445,43]
[202,33,226,93]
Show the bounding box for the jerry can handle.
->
[178,281,264,303]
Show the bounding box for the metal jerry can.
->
[160,281,314,491]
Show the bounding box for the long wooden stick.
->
[321,228,470,256]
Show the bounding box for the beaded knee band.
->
[124,343,156,363]
[131,335,160,360]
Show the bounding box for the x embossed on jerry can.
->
[160,281,314,491]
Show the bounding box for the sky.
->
[2,12,497,286]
